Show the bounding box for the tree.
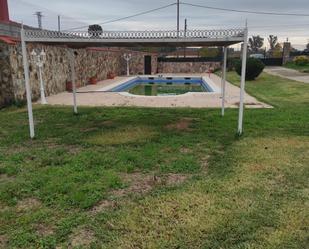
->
[248,35,264,53]
[88,24,103,37]
[306,42,309,51]
[272,43,283,58]
[268,35,278,50]
[235,58,265,81]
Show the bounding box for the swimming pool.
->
[109,76,220,96]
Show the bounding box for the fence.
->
[260,58,283,66]
[158,56,284,66]
[158,57,222,63]
[290,51,309,56]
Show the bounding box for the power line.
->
[180,2,309,17]
[65,3,177,31]
[197,23,309,30]
[249,23,309,29]
[12,0,89,29]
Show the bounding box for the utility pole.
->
[58,15,61,31]
[177,0,180,37]
[34,11,43,29]
[184,18,187,57]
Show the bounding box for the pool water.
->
[108,76,218,96]
[128,82,206,96]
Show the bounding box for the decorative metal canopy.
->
[23,28,246,47]
[20,26,249,138]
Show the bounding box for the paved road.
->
[264,66,309,83]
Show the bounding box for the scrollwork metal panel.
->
[24,28,245,42]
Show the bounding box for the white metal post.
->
[69,50,78,114]
[21,27,35,139]
[238,28,248,135]
[221,46,227,116]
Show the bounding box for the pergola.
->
[20,27,248,138]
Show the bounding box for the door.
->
[144,55,152,75]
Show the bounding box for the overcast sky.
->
[8,0,309,49]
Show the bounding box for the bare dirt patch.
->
[249,164,266,172]
[42,138,61,149]
[69,227,95,249]
[200,155,210,171]
[80,127,99,132]
[0,234,8,248]
[111,172,189,198]
[67,146,81,155]
[164,174,188,185]
[16,198,41,212]
[179,147,192,154]
[90,200,117,214]
[165,118,196,132]
[3,138,60,156]
[86,126,157,145]
[101,120,115,127]
[81,121,115,133]
[35,224,54,237]
[0,203,9,213]
[0,174,15,183]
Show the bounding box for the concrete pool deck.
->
[45,74,271,108]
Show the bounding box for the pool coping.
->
[47,73,271,109]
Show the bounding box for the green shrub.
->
[227,58,239,71]
[293,56,309,66]
[235,58,265,81]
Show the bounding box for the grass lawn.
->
[284,62,309,73]
[0,72,308,248]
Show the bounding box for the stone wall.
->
[0,42,158,106]
[1,41,225,108]
[9,43,71,102]
[158,61,221,74]
[118,50,158,75]
[0,42,14,107]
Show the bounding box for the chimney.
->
[0,0,10,22]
